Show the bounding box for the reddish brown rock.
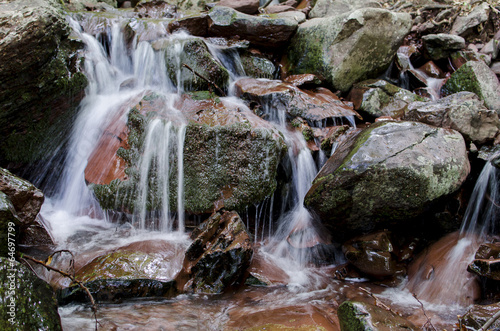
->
[167,14,208,36]
[215,0,260,15]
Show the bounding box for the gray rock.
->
[403,92,500,144]
[207,6,298,48]
[304,121,470,241]
[451,2,491,38]
[215,0,260,14]
[0,168,44,226]
[442,60,500,112]
[309,0,381,19]
[286,8,412,93]
[348,79,428,118]
[0,192,20,258]
[422,33,466,60]
[176,211,253,293]
[240,53,277,79]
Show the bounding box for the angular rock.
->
[451,2,491,38]
[134,0,177,18]
[176,211,253,293]
[0,258,62,330]
[459,302,500,330]
[450,49,492,70]
[304,121,470,241]
[207,6,298,48]
[343,231,403,279]
[348,79,428,119]
[0,192,20,258]
[0,0,88,166]
[286,8,412,93]
[240,52,276,79]
[167,14,208,36]
[215,0,260,15]
[442,60,500,112]
[468,258,500,280]
[234,78,359,124]
[124,18,169,43]
[422,33,466,60]
[338,301,418,331]
[153,36,230,93]
[0,168,44,226]
[309,0,381,19]
[403,92,500,144]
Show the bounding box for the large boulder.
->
[89,92,287,215]
[176,211,253,293]
[442,60,500,112]
[422,33,466,61]
[286,8,411,93]
[403,91,500,145]
[207,6,299,48]
[0,0,87,166]
[152,36,230,93]
[0,258,62,330]
[304,121,470,241]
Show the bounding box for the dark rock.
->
[422,33,466,60]
[403,91,500,145]
[207,6,298,48]
[134,0,177,18]
[0,257,62,330]
[442,60,500,112]
[286,8,412,93]
[284,74,323,88]
[304,121,470,242]
[459,302,500,330]
[343,231,404,279]
[176,211,253,293]
[0,0,88,166]
[338,301,418,331]
[468,258,500,280]
[240,52,277,79]
[0,192,20,258]
[167,14,208,36]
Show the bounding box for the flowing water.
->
[27,12,500,330]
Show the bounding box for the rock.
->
[422,33,466,60]
[135,0,202,15]
[403,92,500,145]
[0,168,44,226]
[451,2,491,39]
[263,5,297,14]
[343,231,404,279]
[348,79,428,119]
[450,49,492,70]
[0,257,62,330]
[459,302,500,330]
[286,8,412,93]
[207,6,298,48]
[153,36,230,93]
[124,18,169,43]
[309,0,381,19]
[234,78,359,124]
[468,258,500,280]
[89,92,287,215]
[58,278,177,304]
[240,52,276,79]
[134,0,177,18]
[215,0,260,15]
[0,192,20,258]
[304,121,470,242]
[176,211,253,293]
[63,0,118,11]
[0,0,88,166]
[338,301,418,331]
[284,74,323,88]
[491,61,500,76]
[481,38,499,60]
[167,14,208,36]
[442,60,500,112]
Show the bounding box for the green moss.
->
[338,301,374,331]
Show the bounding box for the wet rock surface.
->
[176,211,253,293]
[305,121,470,241]
[459,302,500,330]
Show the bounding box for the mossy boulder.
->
[338,301,418,331]
[240,52,277,79]
[348,79,428,119]
[286,8,411,93]
[89,92,287,215]
[153,36,230,93]
[0,257,62,331]
[442,60,500,112]
[403,91,500,145]
[176,211,253,294]
[304,121,470,242]
[0,0,87,167]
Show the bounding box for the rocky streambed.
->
[1,0,500,330]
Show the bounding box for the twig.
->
[20,253,100,331]
[479,308,500,331]
[412,293,437,331]
[359,287,395,313]
[181,63,226,97]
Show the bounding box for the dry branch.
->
[182,63,226,97]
